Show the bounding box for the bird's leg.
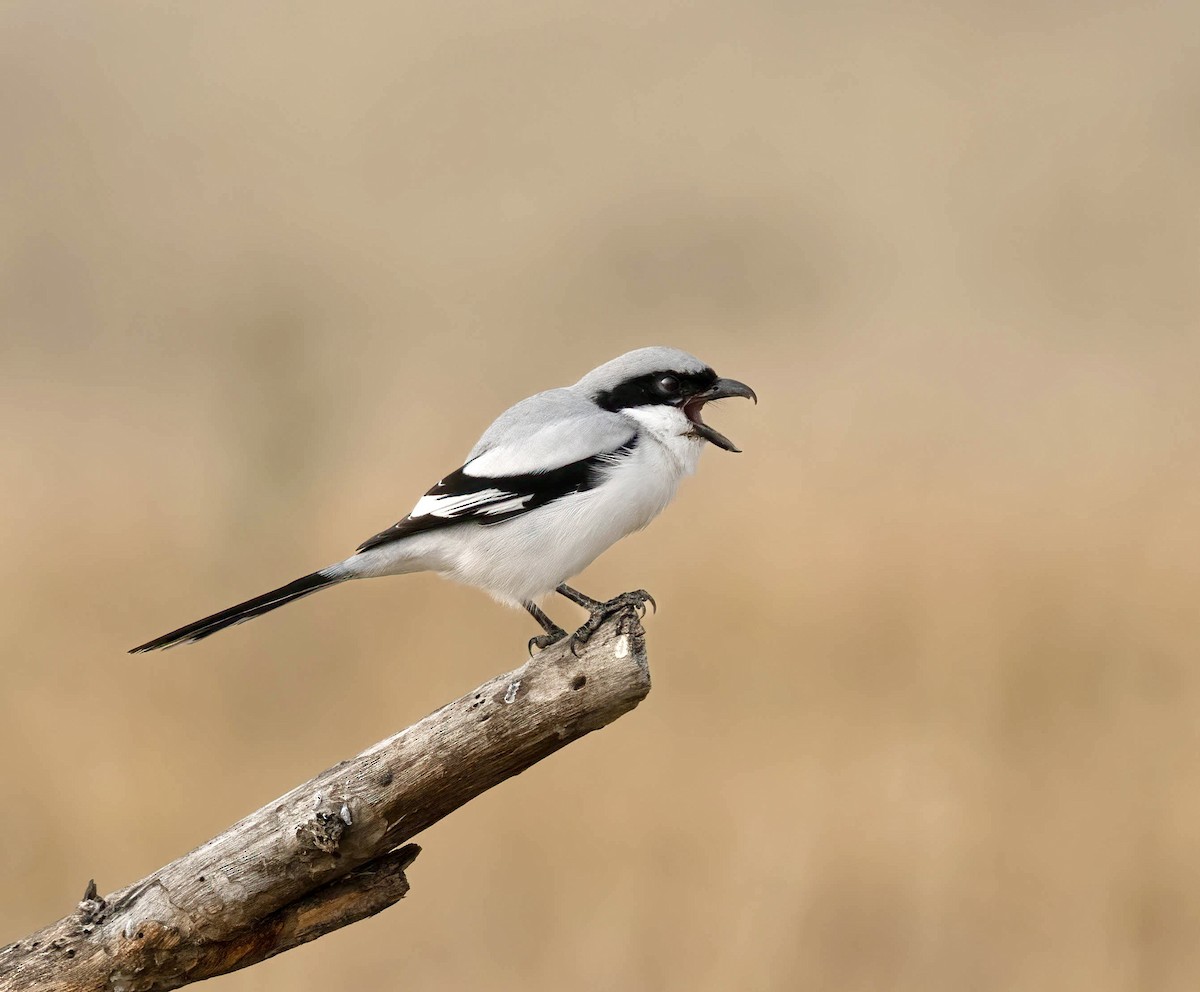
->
[555,583,656,651]
[524,601,568,655]
[555,583,604,611]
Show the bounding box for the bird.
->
[129,346,756,655]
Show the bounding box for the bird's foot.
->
[570,589,656,655]
[528,626,568,656]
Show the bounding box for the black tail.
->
[129,570,341,653]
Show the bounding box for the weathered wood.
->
[0,611,650,992]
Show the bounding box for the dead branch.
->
[0,610,650,992]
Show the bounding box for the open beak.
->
[683,377,757,453]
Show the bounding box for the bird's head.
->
[578,347,757,452]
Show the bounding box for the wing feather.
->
[463,388,636,475]
[355,432,638,554]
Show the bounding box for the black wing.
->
[355,436,639,554]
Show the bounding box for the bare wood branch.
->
[0,611,650,992]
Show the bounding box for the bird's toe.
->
[528,627,568,655]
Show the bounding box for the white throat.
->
[621,405,706,477]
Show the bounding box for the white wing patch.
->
[410,489,534,520]
[475,495,534,516]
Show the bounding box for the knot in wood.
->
[296,801,352,856]
[78,878,109,926]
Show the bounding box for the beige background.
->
[3,3,1199,990]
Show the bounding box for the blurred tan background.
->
[2,2,1199,989]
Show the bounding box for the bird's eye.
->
[657,375,680,394]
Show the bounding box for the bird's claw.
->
[618,589,655,617]
[568,589,656,655]
[528,627,568,656]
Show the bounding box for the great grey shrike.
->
[130,346,756,654]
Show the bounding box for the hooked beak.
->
[683,377,758,453]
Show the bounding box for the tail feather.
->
[129,569,343,653]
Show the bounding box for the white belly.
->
[430,433,697,604]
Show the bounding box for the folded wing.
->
[356,402,637,553]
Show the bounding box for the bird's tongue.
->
[687,402,740,453]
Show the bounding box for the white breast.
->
[429,415,703,605]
